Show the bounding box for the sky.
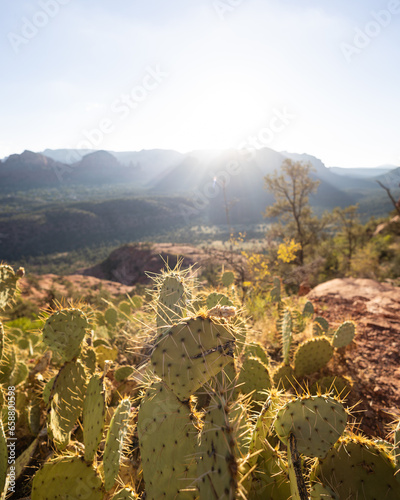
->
[0,0,399,168]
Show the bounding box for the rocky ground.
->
[308,278,400,438]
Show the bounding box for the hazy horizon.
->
[1,1,399,169]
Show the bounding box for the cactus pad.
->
[197,390,238,500]
[237,355,272,403]
[0,264,22,310]
[332,320,355,348]
[273,363,296,391]
[48,360,87,449]
[314,316,329,333]
[313,322,324,336]
[138,382,198,499]
[114,365,135,382]
[311,436,400,499]
[157,274,188,330]
[206,292,234,309]
[103,398,131,490]
[31,457,103,500]
[274,395,347,459]
[42,308,89,362]
[270,276,282,302]
[311,375,352,397]
[294,337,334,377]
[112,488,138,500]
[302,300,314,318]
[105,307,118,327]
[151,316,235,400]
[83,374,106,462]
[243,342,270,366]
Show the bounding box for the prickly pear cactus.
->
[293,337,334,377]
[114,365,135,382]
[302,300,314,318]
[112,488,138,500]
[48,360,87,449]
[197,388,238,500]
[273,363,295,391]
[0,264,24,310]
[103,398,131,491]
[243,342,270,366]
[270,276,282,302]
[83,374,106,462]
[274,394,348,459]
[310,436,400,499]
[157,273,189,330]
[287,433,308,500]
[151,315,235,400]
[42,308,90,362]
[206,292,233,310]
[314,316,329,334]
[311,375,352,397]
[137,382,198,499]
[332,320,356,348]
[237,355,272,404]
[31,456,104,500]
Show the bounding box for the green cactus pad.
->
[294,337,334,377]
[0,420,7,493]
[313,322,324,337]
[48,360,87,449]
[281,308,293,365]
[138,382,198,499]
[31,457,103,500]
[243,342,270,366]
[311,436,400,499]
[273,363,296,391]
[0,264,22,310]
[287,433,308,500]
[83,374,106,462]
[311,375,352,397]
[302,300,314,318]
[112,488,138,500]
[206,292,234,309]
[221,271,235,287]
[114,365,135,382]
[42,308,89,362]
[237,356,272,403]
[274,395,347,459]
[10,361,29,386]
[103,398,131,491]
[118,301,132,316]
[197,390,238,500]
[157,274,188,330]
[332,320,356,348]
[105,307,118,327]
[314,316,329,333]
[81,346,97,375]
[151,316,235,401]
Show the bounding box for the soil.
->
[307,278,400,438]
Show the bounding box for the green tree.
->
[264,159,321,265]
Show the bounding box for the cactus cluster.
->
[0,262,399,499]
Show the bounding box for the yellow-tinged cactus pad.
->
[151,316,235,400]
[83,374,106,462]
[311,436,400,499]
[48,361,87,449]
[103,398,131,491]
[137,382,198,500]
[293,337,334,377]
[42,308,89,362]
[332,320,356,348]
[274,395,348,459]
[31,457,103,500]
[94,344,118,369]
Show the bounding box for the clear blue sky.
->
[1,0,399,167]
